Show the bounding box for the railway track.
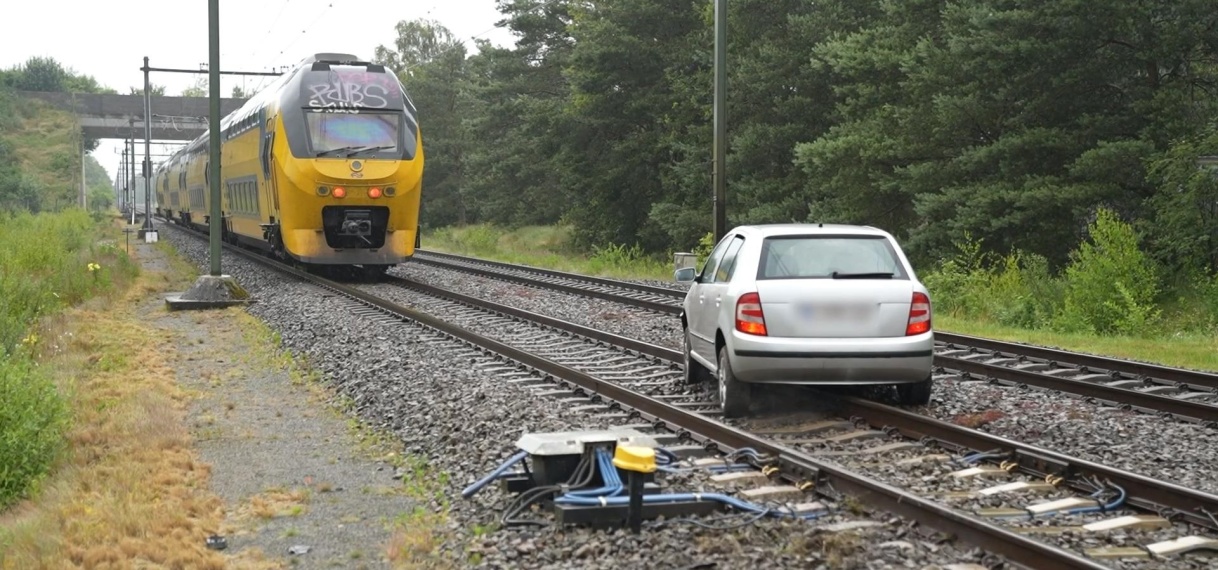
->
[162,225,1218,566]
[414,249,1218,425]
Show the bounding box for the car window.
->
[699,235,734,281]
[757,235,908,280]
[713,237,745,283]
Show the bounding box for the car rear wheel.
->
[896,375,933,406]
[683,328,708,384]
[717,348,752,418]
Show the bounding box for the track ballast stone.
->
[391,263,683,350]
[159,227,992,568]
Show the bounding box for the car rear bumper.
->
[729,331,934,384]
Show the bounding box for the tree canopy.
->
[382,0,1218,275]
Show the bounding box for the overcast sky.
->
[0,0,514,183]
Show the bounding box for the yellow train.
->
[155,53,424,276]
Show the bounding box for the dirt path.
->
[136,241,427,568]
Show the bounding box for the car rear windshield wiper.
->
[830,271,894,279]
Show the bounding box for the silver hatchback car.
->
[675,224,934,417]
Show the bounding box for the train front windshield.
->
[305,112,400,155]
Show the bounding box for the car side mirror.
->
[674,267,697,283]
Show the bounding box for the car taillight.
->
[906,292,931,335]
[735,292,768,336]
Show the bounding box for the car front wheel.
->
[717,348,752,418]
[896,375,933,406]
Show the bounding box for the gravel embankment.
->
[161,227,992,569]
[391,263,684,350]
[922,376,1218,495]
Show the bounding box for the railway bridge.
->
[18,91,248,141]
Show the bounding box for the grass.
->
[1,95,84,210]
[423,223,672,280]
[937,315,1218,373]
[0,247,228,568]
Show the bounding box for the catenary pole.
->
[128,130,137,225]
[80,137,86,210]
[141,56,155,235]
[208,0,222,276]
[712,0,727,242]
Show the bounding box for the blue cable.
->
[554,491,824,521]
[461,450,529,499]
[567,449,625,498]
[995,485,1128,520]
[655,447,680,465]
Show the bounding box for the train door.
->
[261,117,280,216]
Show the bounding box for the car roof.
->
[732,223,893,238]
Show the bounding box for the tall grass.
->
[0,210,137,509]
[424,224,671,280]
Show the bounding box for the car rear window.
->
[757,235,908,280]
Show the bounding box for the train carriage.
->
[154,53,424,275]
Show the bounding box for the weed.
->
[951,409,1006,429]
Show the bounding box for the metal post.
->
[128,132,137,225]
[141,56,155,235]
[208,0,222,276]
[626,471,644,533]
[712,0,728,242]
[119,143,126,212]
[80,138,87,210]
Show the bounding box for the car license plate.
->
[796,302,873,322]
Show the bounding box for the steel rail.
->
[412,250,684,315]
[938,331,1218,391]
[166,224,1103,570]
[417,249,687,298]
[381,275,682,362]
[837,396,1218,531]
[938,353,1218,424]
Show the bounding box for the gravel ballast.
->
[160,226,994,568]
[391,262,684,350]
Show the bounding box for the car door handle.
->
[714,297,721,307]
[698,295,705,303]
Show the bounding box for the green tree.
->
[797,0,1218,267]
[129,84,166,96]
[11,56,69,92]
[462,0,578,227]
[181,77,207,97]
[1146,129,1218,275]
[376,19,473,226]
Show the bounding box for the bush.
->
[0,356,67,508]
[1056,208,1160,335]
[921,235,1064,329]
[0,209,136,509]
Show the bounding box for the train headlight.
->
[384,186,397,197]
[332,187,347,199]
[368,187,382,199]
[317,186,331,196]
